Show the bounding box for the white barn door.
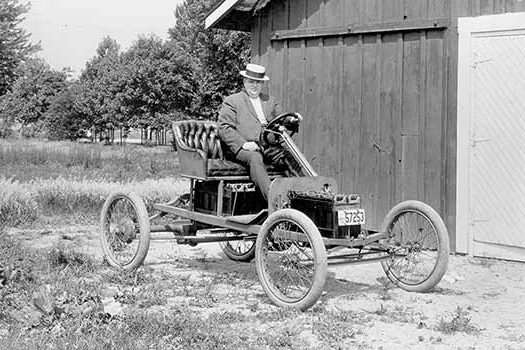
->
[457,13,525,261]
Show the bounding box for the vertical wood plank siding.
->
[251,0,525,250]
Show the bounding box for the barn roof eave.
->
[205,0,269,32]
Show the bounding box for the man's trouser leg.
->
[235,150,270,200]
[263,142,303,176]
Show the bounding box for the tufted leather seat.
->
[172,120,286,179]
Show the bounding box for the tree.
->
[76,36,123,141]
[118,35,197,133]
[0,0,40,96]
[196,30,251,118]
[75,35,198,144]
[44,83,89,140]
[168,0,251,119]
[0,98,14,137]
[0,58,68,137]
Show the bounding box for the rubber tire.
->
[380,200,450,292]
[255,209,327,311]
[100,191,150,271]
[220,238,256,262]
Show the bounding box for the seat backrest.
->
[172,120,223,159]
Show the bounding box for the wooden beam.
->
[153,204,263,235]
[205,0,243,29]
[271,18,450,41]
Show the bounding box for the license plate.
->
[337,208,366,226]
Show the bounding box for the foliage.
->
[76,36,122,138]
[0,58,69,135]
[118,35,198,130]
[44,83,89,140]
[0,100,14,138]
[0,0,251,140]
[75,34,199,142]
[0,0,40,96]
[168,0,251,119]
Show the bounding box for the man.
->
[218,63,283,200]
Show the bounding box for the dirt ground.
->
[8,224,525,350]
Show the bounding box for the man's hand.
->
[242,141,260,152]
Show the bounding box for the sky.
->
[23,0,184,77]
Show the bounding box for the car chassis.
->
[100,113,450,311]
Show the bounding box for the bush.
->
[20,122,46,139]
[44,88,87,141]
[0,117,13,138]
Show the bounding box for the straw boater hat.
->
[240,63,270,81]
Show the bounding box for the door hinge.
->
[470,138,491,147]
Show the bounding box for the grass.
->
[0,231,367,350]
[47,243,98,272]
[0,178,38,227]
[312,310,366,349]
[0,139,179,182]
[0,139,189,227]
[1,139,331,348]
[0,138,497,348]
[1,176,188,227]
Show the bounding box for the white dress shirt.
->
[249,97,267,126]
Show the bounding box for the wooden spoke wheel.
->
[220,233,256,262]
[255,209,327,310]
[381,200,450,292]
[100,192,150,271]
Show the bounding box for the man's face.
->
[244,78,263,98]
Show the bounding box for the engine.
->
[289,190,364,239]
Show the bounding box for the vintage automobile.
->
[100,113,450,310]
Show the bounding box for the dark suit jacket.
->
[218,89,283,155]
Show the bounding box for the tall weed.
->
[0,141,101,167]
[436,306,480,334]
[32,177,188,214]
[1,176,188,226]
[0,139,179,182]
[0,178,38,227]
[0,139,185,226]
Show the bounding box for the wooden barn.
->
[206,0,525,261]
